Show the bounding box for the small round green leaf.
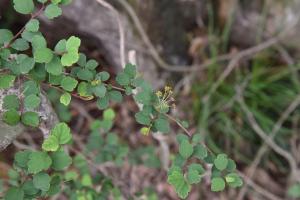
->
[116,72,130,86]
[11,38,29,51]
[154,118,170,133]
[77,68,94,81]
[24,94,41,109]
[77,53,86,66]
[34,48,53,63]
[23,80,39,96]
[42,135,59,151]
[211,177,225,192]
[192,133,202,144]
[4,187,24,200]
[45,56,63,75]
[226,159,237,172]
[0,29,13,45]
[96,96,109,110]
[13,0,34,14]
[21,111,39,127]
[135,111,151,126]
[96,71,110,81]
[22,180,39,196]
[45,4,62,19]
[93,84,107,98]
[27,151,52,174]
[187,169,201,184]
[108,90,123,102]
[54,39,66,53]
[225,173,243,188]
[14,150,31,168]
[12,54,35,74]
[214,154,228,171]
[124,63,136,78]
[25,19,40,32]
[60,92,71,106]
[61,51,79,66]
[187,163,205,184]
[66,36,81,52]
[47,175,62,196]
[167,168,191,199]
[179,139,193,159]
[193,144,208,160]
[31,35,46,49]
[51,122,71,144]
[50,150,72,170]
[0,75,15,89]
[3,109,20,126]
[103,108,115,120]
[3,95,19,110]
[33,172,51,191]
[85,59,98,70]
[77,82,92,97]
[60,76,78,92]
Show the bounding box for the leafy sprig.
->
[0,0,243,199]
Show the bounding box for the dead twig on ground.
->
[13,141,36,151]
[118,0,295,75]
[237,90,300,185]
[237,93,300,200]
[203,36,281,101]
[118,0,232,72]
[238,171,284,200]
[95,0,125,68]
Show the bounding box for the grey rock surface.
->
[0,81,58,151]
[40,0,161,87]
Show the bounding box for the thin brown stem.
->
[164,113,191,137]
[164,113,216,155]
[237,96,300,182]
[2,4,46,49]
[43,83,91,100]
[104,83,126,92]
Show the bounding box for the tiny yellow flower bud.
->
[156,91,162,97]
[91,79,101,86]
[141,127,150,136]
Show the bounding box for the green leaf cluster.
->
[42,122,72,151]
[1,80,42,127]
[1,1,244,199]
[167,167,191,199]
[166,131,242,198]
[61,36,81,66]
[5,123,73,199]
[86,109,129,166]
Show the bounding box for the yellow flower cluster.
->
[155,86,175,112]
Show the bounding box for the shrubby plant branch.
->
[0,0,242,199]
